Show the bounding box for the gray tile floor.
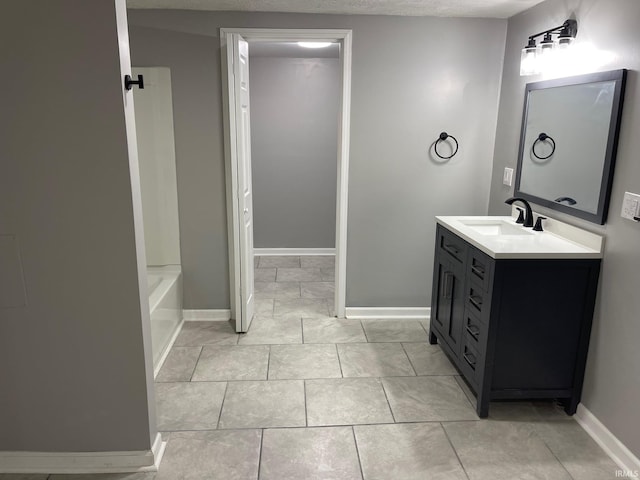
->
[19,256,620,479]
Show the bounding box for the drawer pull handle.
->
[466,324,480,340]
[463,351,477,369]
[443,243,460,258]
[471,264,485,278]
[469,295,483,310]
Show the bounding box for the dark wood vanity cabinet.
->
[429,224,601,418]
[432,227,468,351]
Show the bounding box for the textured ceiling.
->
[126,0,544,19]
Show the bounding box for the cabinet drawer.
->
[466,285,487,320]
[460,339,482,386]
[438,226,467,263]
[468,248,492,292]
[464,309,486,352]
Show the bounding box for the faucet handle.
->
[515,207,525,224]
[533,216,546,232]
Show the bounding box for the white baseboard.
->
[575,403,640,473]
[153,319,184,379]
[253,248,335,256]
[183,309,231,321]
[345,307,430,321]
[0,433,166,474]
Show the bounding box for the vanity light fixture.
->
[520,19,578,76]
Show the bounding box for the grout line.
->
[301,318,305,344]
[266,345,272,380]
[256,428,265,480]
[417,319,430,335]
[336,344,345,378]
[303,380,309,427]
[360,320,369,342]
[216,382,230,429]
[188,346,205,382]
[440,422,471,480]
[537,429,577,480]
[399,343,418,377]
[430,418,482,425]
[453,375,478,410]
[379,378,397,423]
[320,340,430,344]
[351,425,366,480]
[158,373,466,385]
[158,419,480,434]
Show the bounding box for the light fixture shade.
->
[538,35,556,72]
[557,35,575,48]
[520,45,538,76]
[553,36,574,73]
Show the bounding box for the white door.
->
[231,34,255,332]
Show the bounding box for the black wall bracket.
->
[124,74,144,90]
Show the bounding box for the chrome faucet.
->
[505,197,534,227]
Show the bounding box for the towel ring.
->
[434,132,459,159]
[532,133,555,160]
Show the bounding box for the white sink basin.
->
[436,215,604,259]
[459,220,534,236]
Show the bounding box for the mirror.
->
[514,69,627,224]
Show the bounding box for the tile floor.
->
[10,256,620,479]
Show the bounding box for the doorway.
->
[221,29,353,331]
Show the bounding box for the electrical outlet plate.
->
[503,167,514,187]
[621,191,640,221]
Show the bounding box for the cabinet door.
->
[433,256,465,354]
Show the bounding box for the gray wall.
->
[488,0,640,457]
[129,26,230,309]
[0,0,155,452]
[128,10,507,308]
[250,56,339,249]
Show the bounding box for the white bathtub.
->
[147,266,183,376]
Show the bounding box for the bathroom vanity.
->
[429,215,603,417]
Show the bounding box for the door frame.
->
[220,28,352,320]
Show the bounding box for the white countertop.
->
[436,215,604,259]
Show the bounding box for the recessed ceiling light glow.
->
[297,42,332,49]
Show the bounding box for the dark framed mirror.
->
[514,69,627,224]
